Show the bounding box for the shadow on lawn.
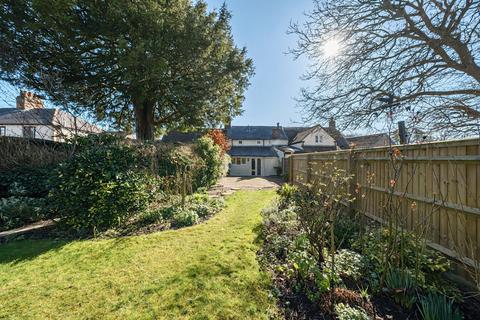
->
[0,239,67,265]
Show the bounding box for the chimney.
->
[329,117,336,130]
[16,91,44,110]
[277,122,280,129]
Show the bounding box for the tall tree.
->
[0,0,253,140]
[290,0,480,135]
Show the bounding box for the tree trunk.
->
[134,100,155,141]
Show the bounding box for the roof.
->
[346,133,391,148]
[285,125,350,149]
[161,131,203,143]
[0,107,102,132]
[228,146,278,157]
[226,126,288,140]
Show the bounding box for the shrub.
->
[49,135,155,234]
[194,136,227,189]
[419,293,462,320]
[0,197,49,231]
[276,184,297,209]
[334,303,370,320]
[0,166,55,198]
[324,249,364,282]
[172,208,199,227]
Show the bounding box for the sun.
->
[322,38,341,57]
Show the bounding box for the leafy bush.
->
[194,136,228,189]
[49,135,155,234]
[0,166,55,198]
[0,197,49,231]
[419,293,462,320]
[334,303,370,320]
[172,208,199,227]
[324,249,364,281]
[276,184,297,209]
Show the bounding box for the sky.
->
[205,0,315,127]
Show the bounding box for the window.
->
[236,158,241,165]
[241,158,246,165]
[22,126,36,139]
[0,126,5,136]
[257,140,261,144]
[315,135,322,143]
[238,140,243,145]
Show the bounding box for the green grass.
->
[0,190,277,320]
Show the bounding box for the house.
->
[161,120,349,177]
[227,120,349,177]
[346,133,391,148]
[0,91,102,141]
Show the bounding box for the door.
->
[251,158,256,176]
[256,158,262,176]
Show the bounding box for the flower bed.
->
[258,181,480,319]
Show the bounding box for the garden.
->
[0,131,230,238]
[258,162,480,320]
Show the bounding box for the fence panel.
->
[288,138,480,267]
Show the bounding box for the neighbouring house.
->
[346,133,392,148]
[0,91,102,141]
[161,131,203,144]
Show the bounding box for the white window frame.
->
[238,140,243,145]
[0,126,5,136]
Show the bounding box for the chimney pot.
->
[16,91,44,110]
[277,122,280,128]
[329,117,336,130]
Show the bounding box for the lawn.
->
[0,190,277,320]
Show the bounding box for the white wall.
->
[231,139,289,147]
[302,127,335,146]
[229,156,281,176]
[1,125,55,140]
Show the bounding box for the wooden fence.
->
[287,138,480,268]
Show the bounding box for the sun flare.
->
[322,38,341,57]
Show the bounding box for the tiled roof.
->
[285,125,350,149]
[0,107,102,132]
[226,126,288,140]
[346,133,391,148]
[228,146,278,157]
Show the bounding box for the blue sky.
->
[206,0,315,127]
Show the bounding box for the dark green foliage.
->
[0,166,55,198]
[0,0,253,140]
[0,197,49,231]
[49,135,155,234]
[419,293,462,320]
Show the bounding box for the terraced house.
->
[226,120,349,177]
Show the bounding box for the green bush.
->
[0,166,55,198]
[334,303,370,320]
[49,135,155,234]
[172,208,199,227]
[276,183,297,209]
[194,136,227,189]
[0,197,49,231]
